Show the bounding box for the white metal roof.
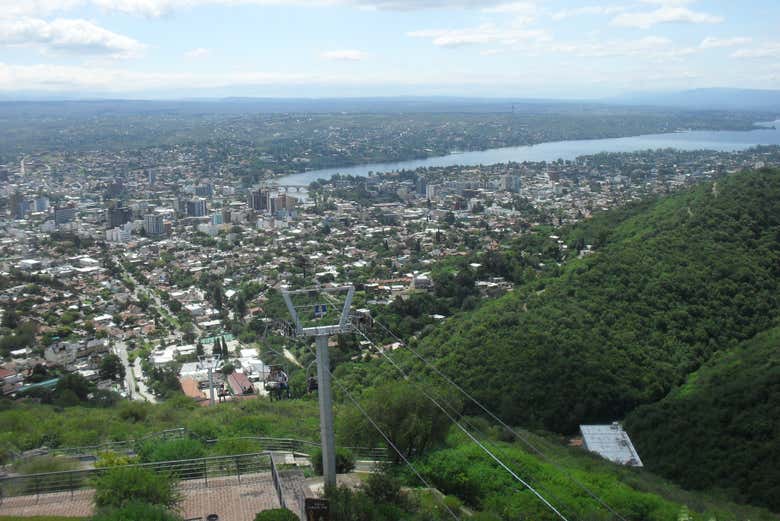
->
[580,423,643,467]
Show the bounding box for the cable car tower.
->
[198,354,223,407]
[282,285,354,489]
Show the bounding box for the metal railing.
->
[269,454,286,510]
[47,428,187,458]
[0,452,272,500]
[33,432,388,462]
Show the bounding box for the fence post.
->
[204,459,209,488]
[70,472,74,498]
[235,456,241,484]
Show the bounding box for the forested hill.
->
[625,324,780,511]
[419,168,780,435]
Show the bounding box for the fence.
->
[47,428,187,458]
[31,433,388,463]
[0,452,272,500]
[269,454,286,510]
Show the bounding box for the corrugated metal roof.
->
[580,423,643,467]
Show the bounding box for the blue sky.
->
[0,0,777,98]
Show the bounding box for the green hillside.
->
[414,167,780,510]
[625,324,780,511]
[419,168,779,428]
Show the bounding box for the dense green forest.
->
[411,168,780,507]
[625,324,780,511]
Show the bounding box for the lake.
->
[277,121,780,186]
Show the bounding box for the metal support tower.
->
[198,355,222,407]
[282,285,354,490]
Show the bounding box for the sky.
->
[0,0,778,98]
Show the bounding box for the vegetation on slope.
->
[625,324,780,511]
[0,395,320,460]
[420,168,780,434]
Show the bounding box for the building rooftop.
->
[580,423,643,467]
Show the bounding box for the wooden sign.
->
[305,498,329,521]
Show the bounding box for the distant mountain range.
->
[0,88,778,114]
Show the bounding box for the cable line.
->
[367,339,581,520]
[354,328,570,521]
[368,318,629,521]
[300,342,461,521]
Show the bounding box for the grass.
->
[0,395,321,457]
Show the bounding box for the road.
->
[114,254,203,338]
[113,340,157,403]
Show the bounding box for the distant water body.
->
[277,121,780,186]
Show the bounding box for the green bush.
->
[442,495,462,512]
[136,438,205,463]
[13,455,79,475]
[311,447,355,475]
[253,508,299,521]
[93,466,181,509]
[94,450,138,468]
[363,469,403,506]
[92,501,183,521]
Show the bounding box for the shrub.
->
[253,508,299,521]
[95,450,138,468]
[442,494,462,512]
[311,447,355,475]
[92,501,183,521]
[93,466,181,509]
[13,455,79,474]
[363,468,403,506]
[118,401,149,422]
[137,438,205,463]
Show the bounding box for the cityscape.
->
[1,0,780,520]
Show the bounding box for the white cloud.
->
[0,17,145,58]
[551,5,625,21]
[699,36,751,49]
[731,43,780,59]
[184,47,211,59]
[551,36,697,60]
[320,49,369,61]
[611,5,723,29]
[0,0,535,18]
[408,22,549,48]
[481,2,535,14]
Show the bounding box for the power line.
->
[360,325,576,516]
[354,328,570,521]
[296,347,460,521]
[367,318,628,521]
[300,342,461,521]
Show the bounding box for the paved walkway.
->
[0,473,283,521]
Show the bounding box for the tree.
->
[234,293,247,319]
[2,306,18,329]
[339,382,457,462]
[99,354,126,381]
[254,509,298,521]
[212,340,222,358]
[56,373,92,402]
